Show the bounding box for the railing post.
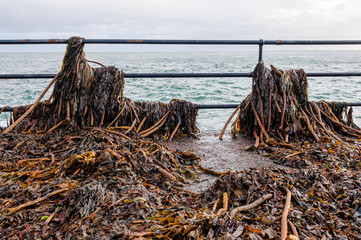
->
[258,39,264,62]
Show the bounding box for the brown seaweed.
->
[7,37,198,140]
[1,128,360,239]
[0,129,203,239]
[227,61,361,148]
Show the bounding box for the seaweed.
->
[1,128,360,239]
[6,37,198,140]
[223,61,361,148]
[0,129,202,239]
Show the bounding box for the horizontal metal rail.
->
[1,107,14,112]
[0,73,251,79]
[1,39,361,45]
[0,105,241,112]
[0,39,260,45]
[2,38,361,63]
[264,40,361,45]
[197,104,240,109]
[2,72,361,79]
[2,102,361,113]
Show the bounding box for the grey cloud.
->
[0,0,360,41]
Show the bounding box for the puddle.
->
[164,130,280,192]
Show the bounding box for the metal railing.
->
[1,38,361,112]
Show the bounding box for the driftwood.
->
[228,61,361,147]
[9,37,198,139]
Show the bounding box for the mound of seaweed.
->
[6,37,198,140]
[223,61,361,148]
[1,129,360,239]
[0,129,202,239]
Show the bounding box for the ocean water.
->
[1,50,361,130]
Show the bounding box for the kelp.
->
[7,36,198,140]
[0,129,202,239]
[196,167,361,239]
[0,129,360,239]
[226,61,361,148]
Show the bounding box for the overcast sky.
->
[1,0,361,51]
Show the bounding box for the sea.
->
[1,50,361,130]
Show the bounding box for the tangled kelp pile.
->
[0,129,360,239]
[6,37,198,140]
[226,61,361,148]
[0,129,202,239]
[199,167,360,239]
